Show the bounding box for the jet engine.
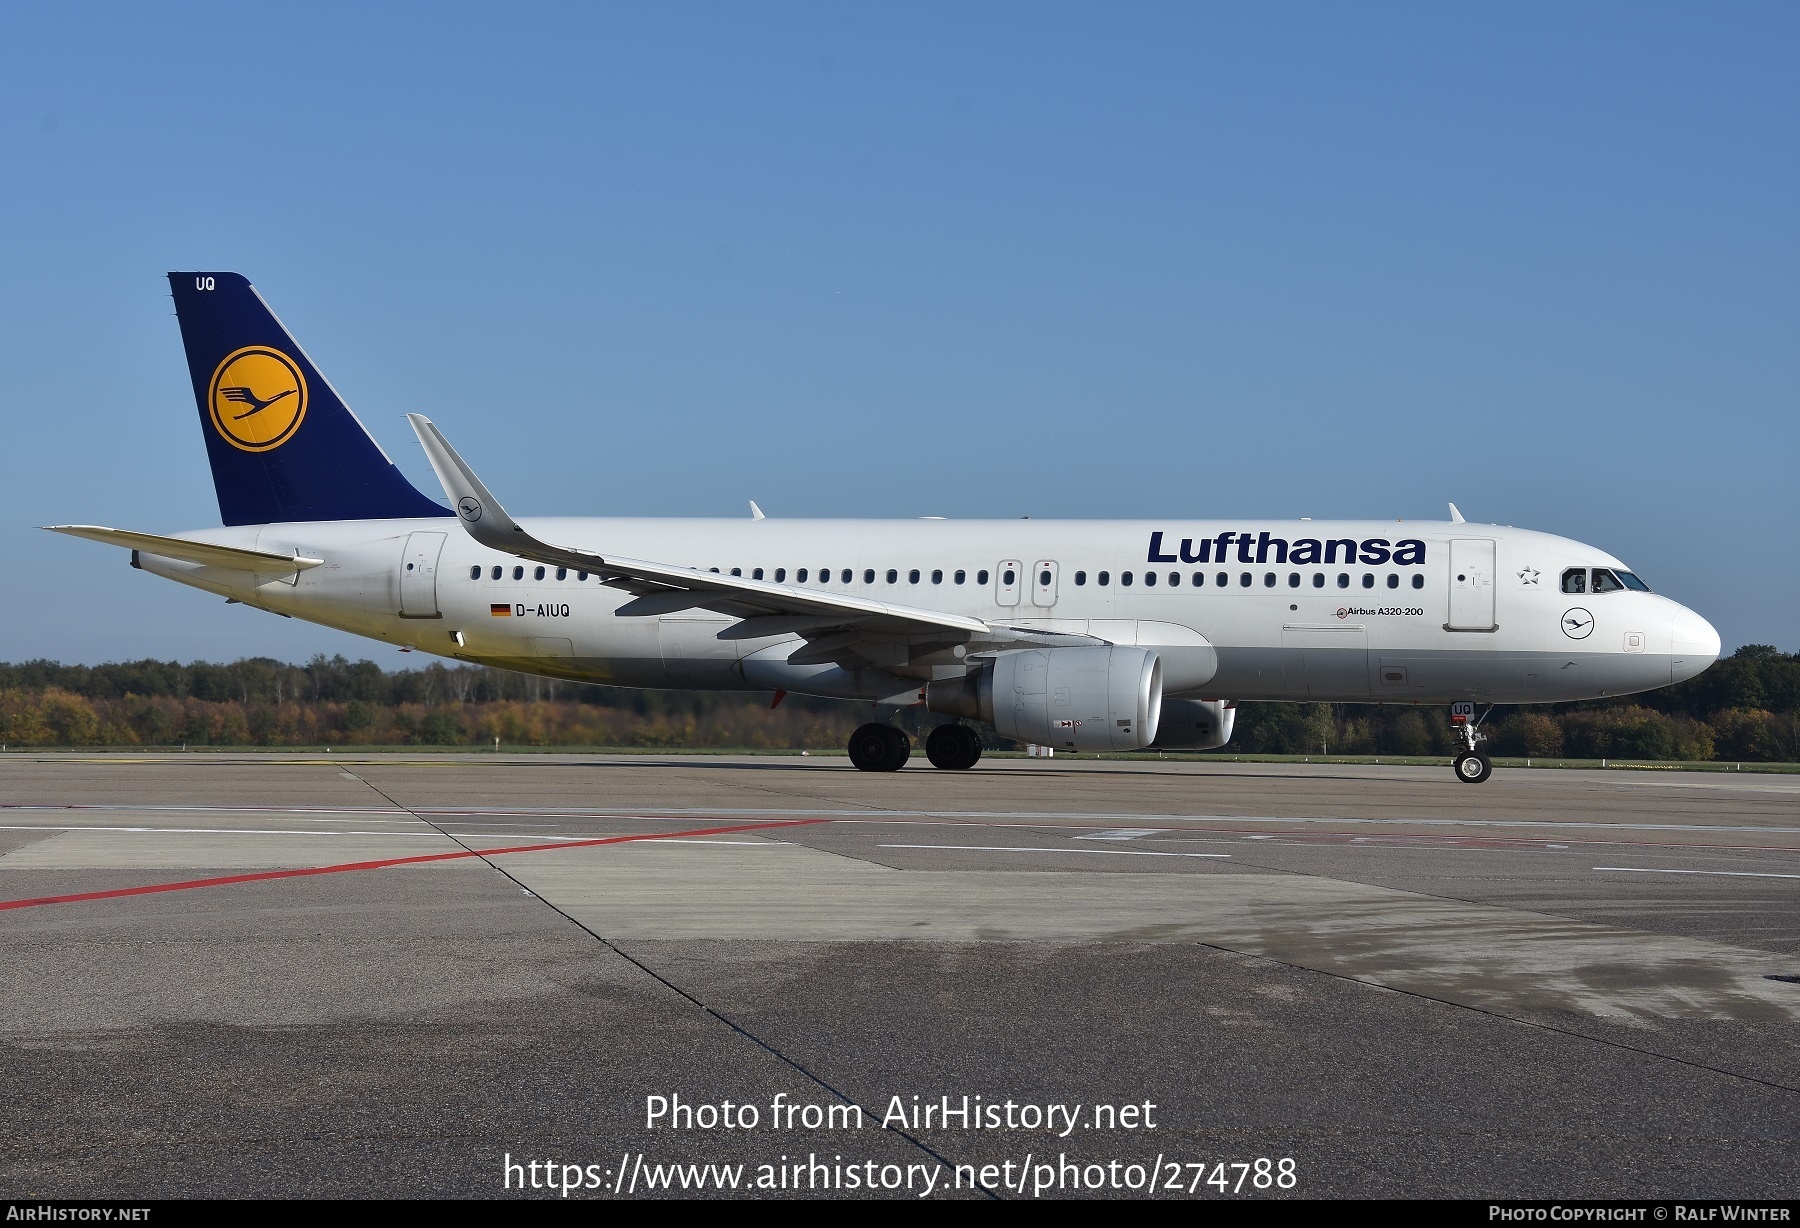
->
[925,646,1162,752]
[1149,699,1236,750]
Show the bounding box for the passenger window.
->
[1097,571,1110,586]
[557,567,567,580]
[1144,571,1156,587]
[512,566,524,581]
[774,568,786,582]
[1002,568,1015,585]
[1074,571,1087,586]
[1411,574,1424,589]
[492,566,503,580]
[1043,569,1055,587]
[752,568,763,580]
[1362,574,1374,589]
[578,571,588,581]
[1121,571,1134,586]
[729,568,741,577]
[1258,572,1271,587]
[909,569,921,583]
[818,567,829,581]
[1591,569,1624,594]
[1561,568,1587,594]
[1336,573,1348,589]
[1216,572,1228,587]
[864,569,875,583]
[1168,572,1180,586]
[1312,573,1324,588]
[1288,573,1299,588]
[977,570,989,585]
[888,569,899,584]
[469,565,481,580]
[933,569,943,584]
[1386,574,1398,589]
[533,566,545,580]
[1616,571,1651,592]
[1193,572,1205,587]
[1239,572,1251,587]
[954,570,966,584]
[797,569,808,583]
[710,567,720,574]
[841,569,852,583]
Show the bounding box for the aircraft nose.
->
[1669,605,1721,684]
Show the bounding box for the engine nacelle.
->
[1150,699,1236,750]
[925,646,1162,752]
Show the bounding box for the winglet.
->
[406,414,539,554]
[1448,502,1466,524]
[749,500,765,521]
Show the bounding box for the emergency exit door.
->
[1446,538,1496,631]
[1031,560,1060,607]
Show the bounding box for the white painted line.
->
[1074,829,1164,841]
[879,844,1229,859]
[1594,867,1800,880]
[10,802,1800,835]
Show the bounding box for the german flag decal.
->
[490,604,512,617]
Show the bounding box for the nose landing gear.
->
[1450,703,1493,784]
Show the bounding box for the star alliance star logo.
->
[1518,567,1540,585]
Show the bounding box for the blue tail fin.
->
[167,272,451,526]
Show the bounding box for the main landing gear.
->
[848,723,911,772]
[925,723,983,771]
[847,723,983,772]
[1451,704,1493,784]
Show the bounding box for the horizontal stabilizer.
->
[43,525,323,574]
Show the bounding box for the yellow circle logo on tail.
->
[208,347,307,451]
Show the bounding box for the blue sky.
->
[2,2,1794,664]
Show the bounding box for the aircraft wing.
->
[43,525,324,576]
[407,415,1100,669]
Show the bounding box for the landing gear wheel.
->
[849,723,911,772]
[1454,752,1492,784]
[926,724,983,770]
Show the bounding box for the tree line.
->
[0,646,1794,760]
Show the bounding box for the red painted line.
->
[0,817,830,913]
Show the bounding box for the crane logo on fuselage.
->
[1149,531,1427,566]
[208,347,307,452]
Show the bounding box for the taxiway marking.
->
[0,818,824,912]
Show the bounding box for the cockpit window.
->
[1591,569,1625,594]
[1561,568,1586,595]
[1615,571,1651,592]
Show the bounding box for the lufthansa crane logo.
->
[208,347,307,452]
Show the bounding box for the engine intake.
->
[926,646,1162,752]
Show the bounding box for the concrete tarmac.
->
[1,753,1796,1199]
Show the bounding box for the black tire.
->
[926,724,981,770]
[1454,752,1493,784]
[849,723,893,771]
[882,724,912,771]
[849,723,910,772]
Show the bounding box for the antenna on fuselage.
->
[1448,502,1466,524]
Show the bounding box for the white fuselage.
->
[134,516,1720,707]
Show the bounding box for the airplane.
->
[47,272,1722,783]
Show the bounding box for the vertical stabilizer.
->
[167,272,450,526]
